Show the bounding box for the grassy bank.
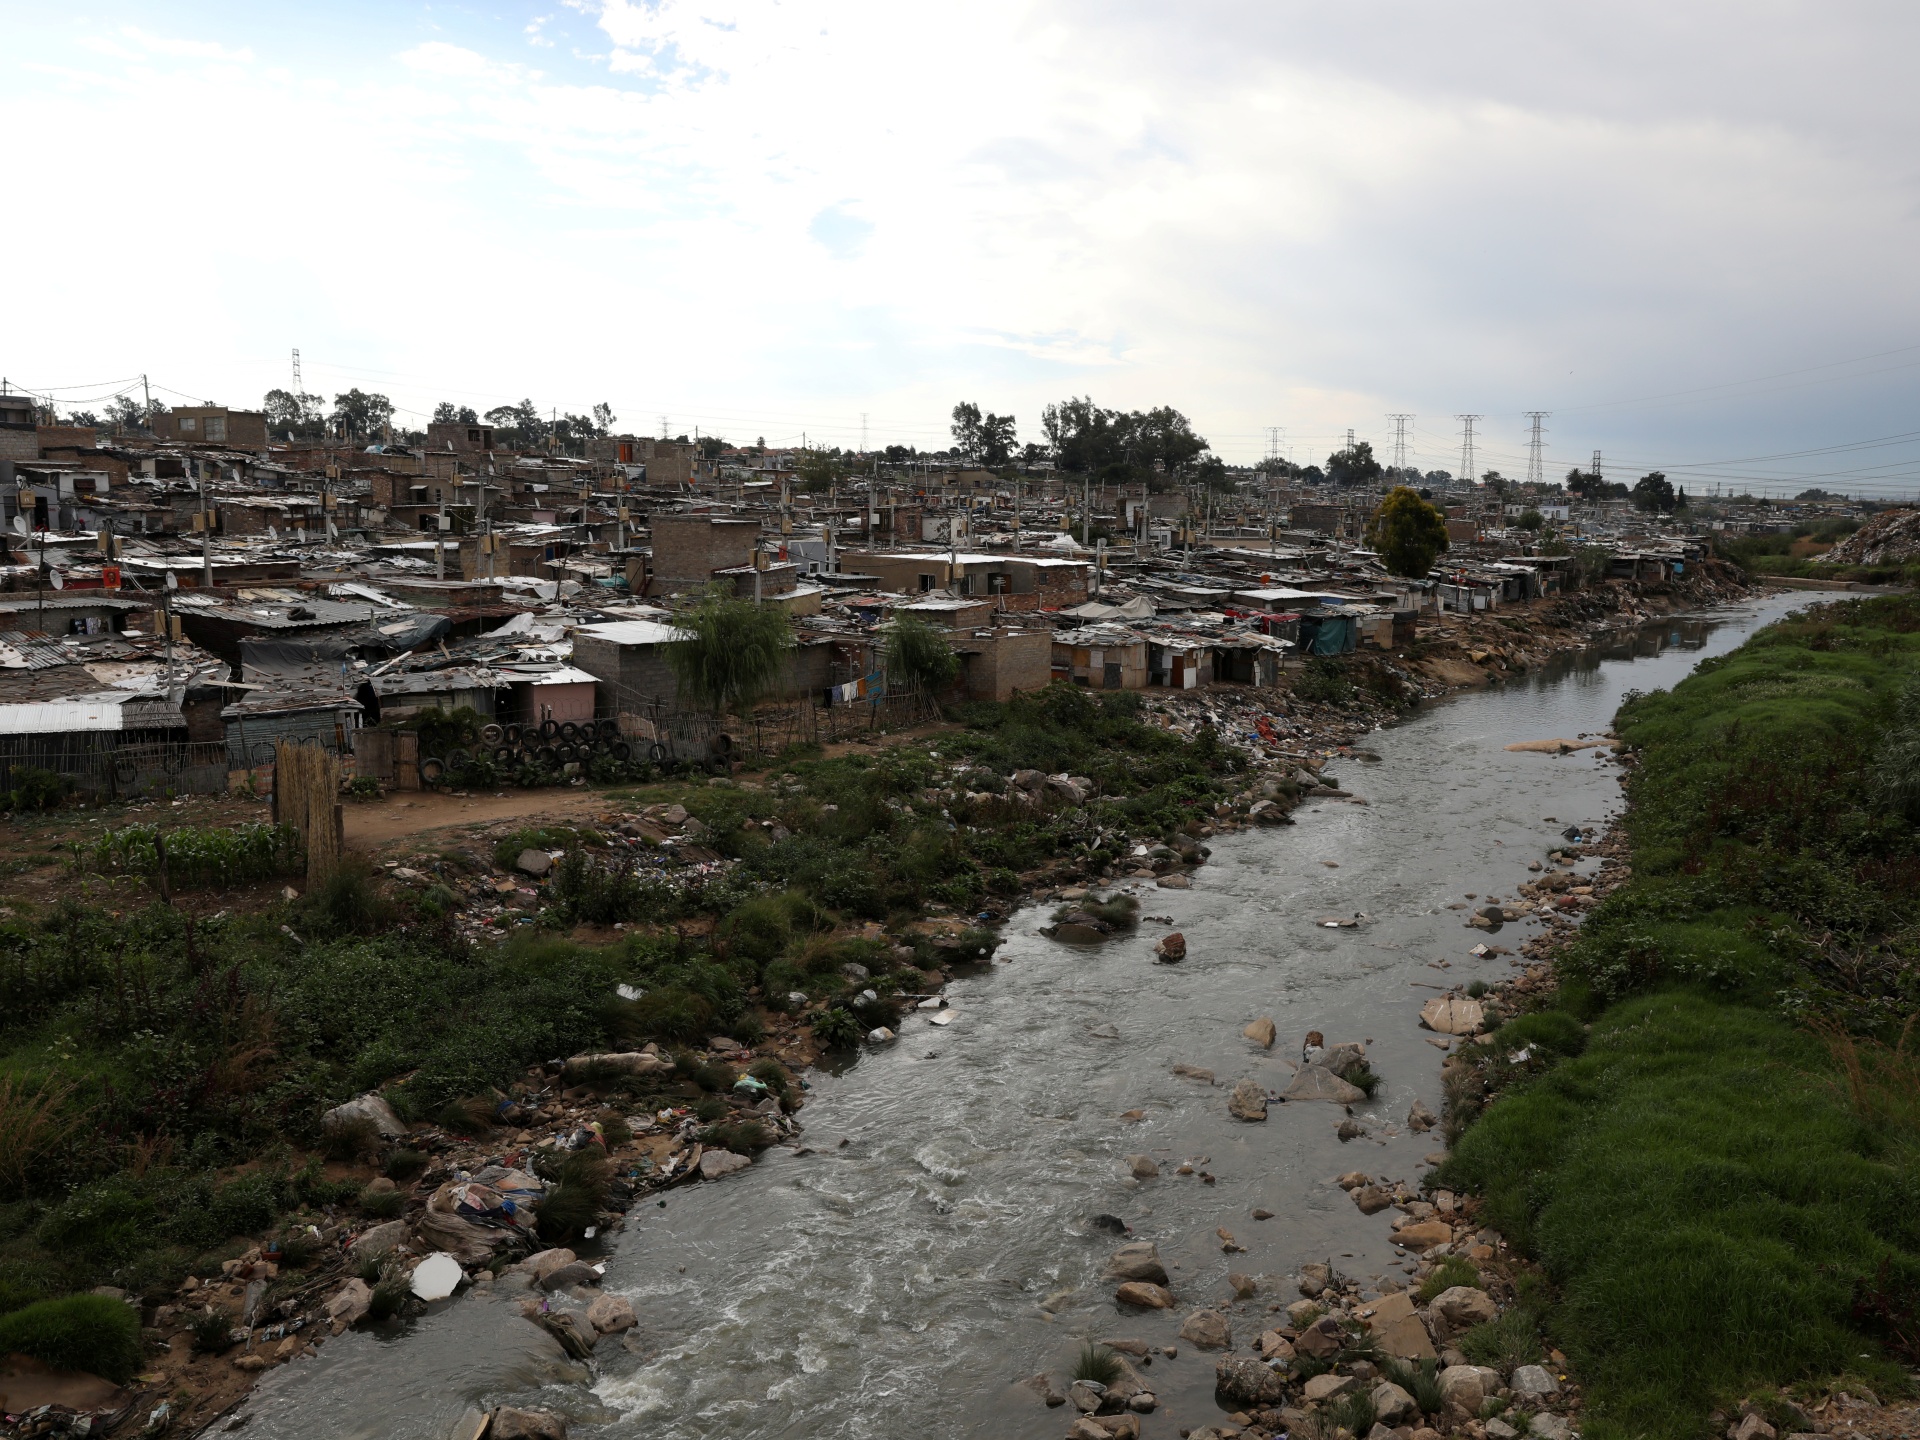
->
[1437,594,1920,1440]
[0,685,1240,1365]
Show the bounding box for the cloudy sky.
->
[5,1,1918,492]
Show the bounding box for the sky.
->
[4,1,1919,494]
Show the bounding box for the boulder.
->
[1303,1373,1355,1402]
[1114,1282,1175,1308]
[1178,1309,1232,1349]
[1439,1364,1501,1413]
[1730,1416,1777,1440]
[1255,1330,1294,1360]
[1392,1220,1455,1252]
[1287,1298,1323,1328]
[587,1294,637,1334]
[516,848,553,877]
[323,1278,372,1329]
[1529,1416,1575,1440]
[521,1248,579,1282]
[1352,1186,1394,1215]
[1282,1065,1365,1104]
[539,1262,601,1292]
[1419,996,1486,1036]
[1372,1381,1419,1425]
[1215,1355,1287,1406]
[1171,1063,1215,1083]
[699,1149,753,1180]
[1124,1154,1159,1180]
[1155,932,1188,962]
[533,1310,596,1360]
[1427,1286,1498,1337]
[1227,1272,1257,1299]
[1244,1017,1276,1048]
[1486,1422,1521,1440]
[562,1051,674,1080]
[1106,1242,1169,1285]
[1156,875,1191,890]
[1068,1380,1107,1414]
[1228,1078,1269,1121]
[490,1407,568,1440]
[1511,1364,1561,1401]
[350,1219,411,1264]
[1363,1290,1437,1361]
[1407,1098,1439,1132]
[322,1093,406,1140]
[1293,1315,1345,1360]
[1298,1262,1333,1296]
[1021,1373,1066,1407]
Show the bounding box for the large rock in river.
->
[1106,1242,1168,1284]
[1420,995,1485,1035]
[1228,1078,1268,1121]
[1282,1065,1365,1104]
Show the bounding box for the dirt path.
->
[344,786,618,848]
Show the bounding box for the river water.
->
[243,593,1805,1440]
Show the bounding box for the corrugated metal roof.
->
[0,693,183,733]
[574,620,689,647]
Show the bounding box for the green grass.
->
[78,822,303,888]
[0,1295,143,1382]
[1415,1254,1481,1303]
[1071,1342,1124,1385]
[1435,594,1920,1440]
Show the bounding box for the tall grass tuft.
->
[1070,1341,1123,1385]
[0,1073,75,1199]
[0,1296,145,1382]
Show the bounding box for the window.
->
[179,416,197,433]
[418,514,434,531]
[918,574,936,592]
[205,415,227,442]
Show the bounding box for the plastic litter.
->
[410,1252,464,1302]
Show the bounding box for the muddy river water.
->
[242,593,1805,1440]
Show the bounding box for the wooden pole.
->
[274,738,342,886]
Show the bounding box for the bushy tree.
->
[1039,397,1212,491]
[1365,485,1450,578]
[433,402,479,425]
[265,389,326,439]
[1631,472,1678,514]
[1325,440,1383,487]
[330,388,394,441]
[665,586,794,716]
[884,612,959,695]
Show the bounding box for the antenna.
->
[1455,414,1482,487]
[1524,411,1550,486]
[291,348,302,394]
[1386,414,1414,474]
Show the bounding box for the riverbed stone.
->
[1107,1242,1169,1284]
[1298,1262,1333,1296]
[1303,1372,1356,1402]
[1364,1290,1437,1360]
[1155,931,1187,961]
[1512,1364,1561,1400]
[1392,1220,1455,1252]
[1407,1098,1439,1132]
[587,1294,637,1333]
[1283,1065,1365,1104]
[1068,1380,1108,1414]
[1124,1154,1158,1179]
[1114,1281,1175,1308]
[1244,1017,1276,1048]
[1228,1272,1257,1299]
[521,1249,578,1283]
[1228,1078,1268,1121]
[1156,874,1191,890]
[1428,1285,1499,1337]
[1178,1309,1232,1349]
[1352,1185,1394,1215]
[350,1220,411,1264]
[490,1407,567,1440]
[1372,1380,1419,1425]
[1419,995,1486,1035]
[1020,1372,1066,1406]
[1216,1354,1287,1406]
[538,1261,601,1293]
[323,1278,372,1329]
[699,1149,753,1180]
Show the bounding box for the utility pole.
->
[198,462,214,587]
[1387,414,1414,476]
[141,374,152,431]
[1524,411,1550,486]
[1455,414,1482,490]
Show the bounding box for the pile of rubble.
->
[1817,508,1920,566]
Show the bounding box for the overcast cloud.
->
[3,0,1916,491]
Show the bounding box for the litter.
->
[410,1252,464,1302]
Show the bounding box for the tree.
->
[62,410,100,428]
[979,413,1016,467]
[265,389,326,439]
[330,389,394,442]
[102,396,150,433]
[665,586,794,717]
[592,402,616,433]
[1517,508,1545,531]
[484,399,543,449]
[1041,396,1212,491]
[797,448,848,495]
[1365,485,1450,578]
[950,402,983,461]
[1325,440,1383,488]
[884,612,959,695]
[1631,472,1678,514]
[433,402,479,425]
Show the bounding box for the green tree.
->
[1517,508,1545,531]
[1631,472,1677,514]
[950,401,983,460]
[265,389,326,439]
[484,399,543,449]
[592,402,617,432]
[884,612,959,695]
[330,388,394,441]
[1326,440,1383,487]
[433,402,479,425]
[665,586,794,716]
[1365,485,1450,578]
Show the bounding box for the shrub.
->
[359,1186,404,1220]
[1337,1060,1381,1098]
[5,767,67,813]
[0,1295,145,1382]
[0,1072,75,1200]
[367,1261,410,1322]
[320,1116,378,1163]
[383,1149,428,1182]
[693,1095,728,1124]
[747,1058,792,1099]
[190,1306,234,1353]
[1327,1387,1377,1436]
[1071,1342,1123,1385]
[534,1148,612,1243]
[1382,1356,1445,1415]
[1415,1255,1481,1303]
[699,1119,770,1153]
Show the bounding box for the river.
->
[240,592,1805,1440]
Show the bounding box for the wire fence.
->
[0,737,230,800]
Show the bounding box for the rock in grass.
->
[1106,1242,1169,1285]
[1371,1379,1419,1424]
[1511,1363,1561,1400]
[1228,1078,1268,1121]
[1177,1309,1231,1349]
[1303,1372,1354,1402]
[1427,1286,1498,1336]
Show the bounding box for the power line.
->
[1386,414,1413,472]
[1455,414,1481,487]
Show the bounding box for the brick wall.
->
[650,516,762,593]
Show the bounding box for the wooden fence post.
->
[273,739,342,886]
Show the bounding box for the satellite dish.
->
[48,570,63,591]
[10,516,25,537]
[326,518,339,540]
[165,572,179,591]
[267,524,278,541]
